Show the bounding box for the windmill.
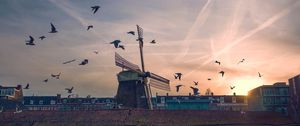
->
[115,25,170,110]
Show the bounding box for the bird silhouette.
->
[208,78,212,81]
[150,40,156,44]
[219,71,225,77]
[91,6,100,14]
[118,45,125,50]
[49,23,57,33]
[39,36,46,40]
[87,25,93,30]
[51,72,61,79]
[190,87,199,96]
[26,36,35,46]
[174,73,182,80]
[258,72,263,77]
[43,79,48,83]
[238,59,245,64]
[175,85,184,92]
[79,59,89,65]
[127,31,135,35]
[193,81,199,86]
[94,50,99,54]
[110,40,121,48]
[215,60,221,65]
[230,86,235,90]
[65,87,74,93]
[24,83,29,89]
[63,59,76,64]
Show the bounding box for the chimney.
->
[156,92,158,97]
[57,94,61,99]
[166,93,169,96]
[211,92,214,96]
[233,92,236,96]
[189,93,191,96]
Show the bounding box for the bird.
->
[127,31,135,35]
[258,72,263,78]
[150,40,156,44]
[215,60,221,65]
[94,50,99,54]
[43,79,48,83]
[175,85,184,92]
[110,40,121,48]
[238,59,245,64]
[174,73,182,80]
[118,45,125,50]
[24,83,29,89]
[87,25,93,31]
[49,23,58,33]
[79,59,89,65]
[63,59,76,64]
[207,78,212,81]
[25,36,35,46]
[193,81,199,86]
[230,86,235,90]
[39,36,46,40]
[190,87,199,96]
[51,73,61,79]
[65,87,74,93]
[219,71,225,77]
[91,6,100,14]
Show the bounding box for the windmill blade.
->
[147,72,170,91]
[115,52,141,73]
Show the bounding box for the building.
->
[155,94,247,111]
[0,85,23,111]
[288,74,300,122]
[248,82,289,112]
[23,94,116,111]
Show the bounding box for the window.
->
[50,100,56,105]
[39,100,43,105]
[232,97,236,103]
[161,97,165,104]
[30,100,34,105]
[220,97,224,103]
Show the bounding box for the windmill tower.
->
[115,25,170,109]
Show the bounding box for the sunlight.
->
[229,76,264,95]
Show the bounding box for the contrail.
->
[174,0,213,62]
[184,1,298,77]
[49,0,109,42]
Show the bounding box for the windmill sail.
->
[115,52,141,73]
[148,72,170,91]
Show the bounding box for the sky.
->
[0,0,299,97]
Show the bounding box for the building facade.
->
[155,94,247,111]
[248,82,289,112]
[288,74,300,122]
[0,85,23,111]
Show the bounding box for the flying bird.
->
[118,45,125,50]
[258,72,263,78]
[39,36,46,40]
[238,59,245,64]
[174,73,182,80]
[94,50,99,54]
[127,31,135,35]
[49,23,58,33]
[91,6,100,14]
[110,40,121,48]
[175,85,184,92]
[219,71,225,77]
[79,59,89,65]
[43,79,48,83]
[150,40,156,44]
[24,83,29,89]
[215,60,221,65]
[25,36,35,46]
[230,86,235,90]
[208,78,212,81]
[65,87,74,93]
[193,81,199,86]
[190,87,199,96]
[63,59,76,64]
[51,72,61,79]
[87,25,93,31]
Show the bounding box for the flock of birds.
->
[174,59,263,96]
[22,5,157,97]
[21,4,264,97]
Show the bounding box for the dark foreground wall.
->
[0,110,297,126]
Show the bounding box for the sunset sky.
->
[0,0,299,97]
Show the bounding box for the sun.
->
[229,76,264,95]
